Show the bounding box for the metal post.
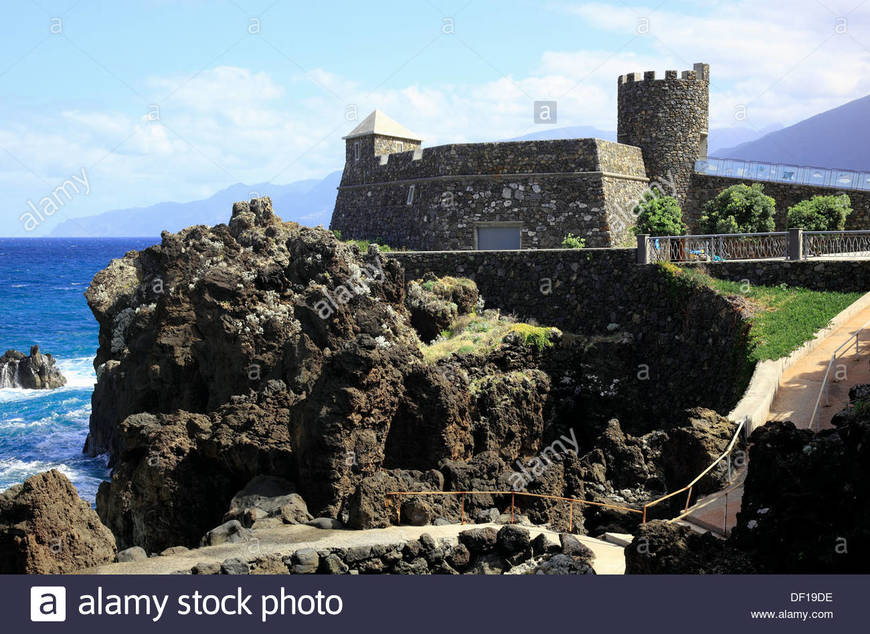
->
[511,493,515,524]
[636,234,650,264]
[568,502,573,533]
[788,228,803,261]
[724,492,729,536]
[825,355,833,405]
[460,494,465,525]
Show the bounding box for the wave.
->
[57,356,96,388]
[0,357,94,403]
[0,457,77,481]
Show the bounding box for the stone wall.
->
[617,65,710,209]
[389,249,754,420]
[331,138,649,250]
[683,259,870,293]
[686,173,870,231]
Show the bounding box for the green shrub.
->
[699,184,776,234]
[632,191,687,236]
[561,233,586,249]
[787,194,852,231]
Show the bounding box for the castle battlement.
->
[341,138,647,189]
[618,63,709,85]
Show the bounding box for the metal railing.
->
[384,490,642,533]
[385,420,747,533]
[696,157,870,192]
[803,230,870,259]
[646,232,788,263]
[807,320,870,431]
[641,418,746,522]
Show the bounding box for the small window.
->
[353,141,360,161]
[397,142,404,152]
[407,185,415,205]
[476,225,522,250]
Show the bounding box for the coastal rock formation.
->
[0,470,116,573]
[0,345,66,389]
[89,198,475,550]
[627,387,870,574]
[86,198,746,554]
[624,520,754,574]
[731,413,870,573]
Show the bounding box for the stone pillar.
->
[637,234,651,264]
[788,228,803,261]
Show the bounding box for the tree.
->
[787,194,852,231]
[699,184,776,234]
[632,191,687,236]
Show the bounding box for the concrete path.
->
[683,301,870,535]
[83,523,626,576]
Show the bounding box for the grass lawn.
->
[679,267,863,361]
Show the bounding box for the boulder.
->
[535,553,594,575]
[400,498,432,526]
[497,525,531,554]
[201,520,252,547]
[559,533,593,563]
[467,552,507,575]
[624,520,752,574]
[221,558,249,575]
[224,476,312,526]
[531,532,560,556]
[320,554,349,574]
[661,408,737,498]
[0,470,116,573]
[458,527,498,554]
[291,548,319,574]
[117,547,148,563]
[730,418,870,573]
[0,345,66,389]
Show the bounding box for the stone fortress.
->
[330,62,870,250]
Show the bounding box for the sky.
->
[2,0,870,235]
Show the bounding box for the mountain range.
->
[49,94,870,237]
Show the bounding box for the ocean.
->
[0,238,156,502]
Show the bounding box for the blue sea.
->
[0,238,156,502]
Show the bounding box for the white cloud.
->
[2,1,869,234]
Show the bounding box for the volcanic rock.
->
[0,470,116,573]
[0,345,66,389]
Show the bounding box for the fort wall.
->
[686,173,870,231]
[332,139,649,250]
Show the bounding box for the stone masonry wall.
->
[686,173,870,231]
[389,249,754,420]
[683,259,870,293]
[618,65,710,209]
[331,138,649,250]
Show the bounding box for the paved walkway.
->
[83,522,626,576]
[684,301,870,535]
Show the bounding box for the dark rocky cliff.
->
[83,198,742,552]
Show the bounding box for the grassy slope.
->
[421,311,557,364]
[679,267,863,361]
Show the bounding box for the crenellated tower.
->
[617,63,710,208]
